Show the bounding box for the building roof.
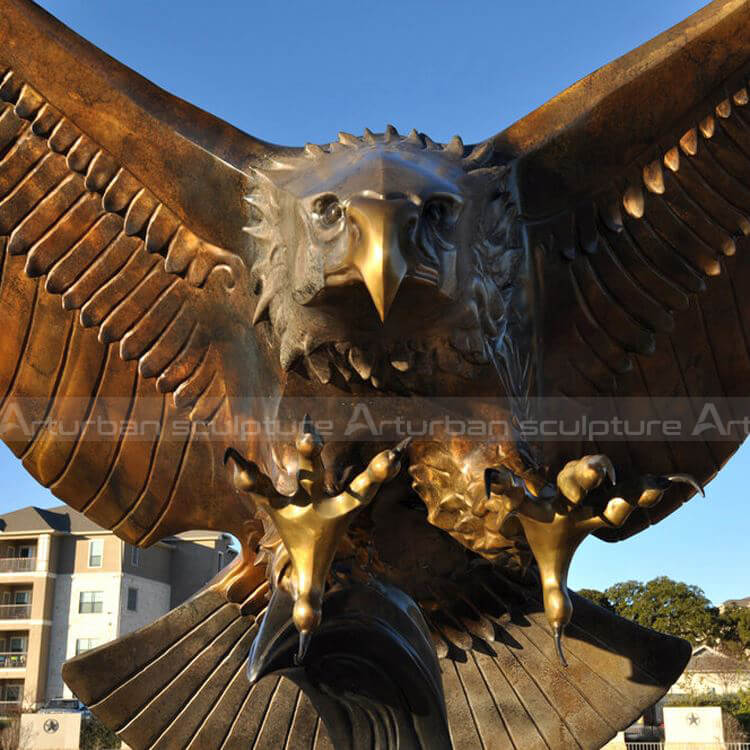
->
[174,529,229,541]
[0,504,230,542]
[0,504,102,534]
[722,596,750,609]
[686,646,750,673]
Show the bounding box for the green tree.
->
[603,580,644,615]
[723,606,750,648]
[604,577,717,646]
[80,715,120,750]
[738,688,750,724]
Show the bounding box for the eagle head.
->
[246,127,524,392]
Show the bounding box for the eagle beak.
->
[346,197,415,321]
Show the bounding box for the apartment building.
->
[0,504,237,714]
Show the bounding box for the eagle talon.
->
[481,456,700,670]
[666,473,705,497]
[553,623,568,668]
[228,420,408,646]
[394,436,413,456]
[296,631,312,664]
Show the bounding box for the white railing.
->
[625,728,661,743]
[627,743,750,749]
[0,557,35,572]
[0,652,26,668]
[0,604,31,619]
[0,700,21,714]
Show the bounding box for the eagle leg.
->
[226,418,411,660]
[486,455,702,666]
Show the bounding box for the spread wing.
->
[0,0,286,545]
[490,0,750,540]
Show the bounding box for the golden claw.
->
[486,457,701,666]
[227,420,410,659]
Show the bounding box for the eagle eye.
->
[313,195,344,228]
[424,195,462,229]
[425,201,446,224]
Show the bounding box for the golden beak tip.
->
[365,281,401,322]
[374,299,388,322]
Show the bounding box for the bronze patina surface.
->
[1,0,749,747]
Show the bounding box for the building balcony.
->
[0,604,31,620]
[0,653,26,669]
[0,700,21,716]
[0,557,36,573]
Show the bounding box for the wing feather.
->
[487,0,750,538]
[0,2,284,545]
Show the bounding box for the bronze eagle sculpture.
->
[0,0,748,747]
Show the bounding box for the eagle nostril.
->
[346,218,361,244]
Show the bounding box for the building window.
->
[130,546,140,567]
[88,539,103,568]
[75,638,99,655]
[79,591,103,614]
[8,637,25,653]
[217,551,223,573]
[2,682,21,703]
[13,591,30,605]
[126,587,138,612]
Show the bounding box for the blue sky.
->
[1,0,746,605]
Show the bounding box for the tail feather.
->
[62,589,226,706]
[62,576,690,750]
[434,568,692,750]
[92,603,245,732]
[142,620,259,749]
[62,587,331,750]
